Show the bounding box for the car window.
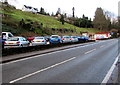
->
[63,36,66,38]
[51,36,58,38]
[35,37,44,39]
[8,38,19,41]
[2,33,6,39]
[8,33,13,37]
[22,38,27,41]
[20,38,23,41]
[66,36,70,38]
[72,36,76,38]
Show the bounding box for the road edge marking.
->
[101,54,119,84]
[9,57,76,83]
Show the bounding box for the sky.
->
[2,0,120,19]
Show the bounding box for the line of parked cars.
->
[2,33,89,48]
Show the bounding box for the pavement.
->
[1,39,120,84]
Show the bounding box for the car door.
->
[22,37,29,45]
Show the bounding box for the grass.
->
[2,3,101,36]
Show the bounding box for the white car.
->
[31,37,47,46]
[70,36,78,42]
[4,37,30,48]
[2,32,14,40]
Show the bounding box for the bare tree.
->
[93,8,108,31]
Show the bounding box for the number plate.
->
[36,41,40,42]
[8,43,14,45]
[53,40,57,41]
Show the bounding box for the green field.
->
[1,3,101,36]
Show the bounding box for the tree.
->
[60,14,65,25]
[51,12,54,16]
[72,7,75,17]
[93,8,108,31]
[56,8,61,15]
[4,0,8,4]
[64,13,67,18]
[118,16,120,26]
[40,7,46,15]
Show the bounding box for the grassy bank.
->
[1,3,101,36]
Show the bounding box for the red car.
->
[27,37,35,42]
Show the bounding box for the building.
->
[82,33,111,40]
[22,5,38,13]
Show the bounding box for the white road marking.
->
[101,54,119,84]
[2,39,116,65]
[2,47,80,65]
[2,42,97,65]
[85,49,96,54]
[9,57,76,83]
[100,45,105,48]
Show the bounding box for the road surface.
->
[2,39,120,83]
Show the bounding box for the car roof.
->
[34,37,44,39]
[10,36,24,38]
[51,35,59,36]
[34,36,44,38]
[2,32,12,33]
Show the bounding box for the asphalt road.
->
[2,39,120,83]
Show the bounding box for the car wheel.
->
[27,43,30,47]
[20,44,23,47]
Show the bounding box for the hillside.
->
[1,3,101,37]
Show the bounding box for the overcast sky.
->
[4,0,120,19]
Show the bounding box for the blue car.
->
[78,36,88,42]
[50,35,61,44]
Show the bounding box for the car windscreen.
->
[63,36,70,38]
[51,36,58,38]
[35,37,44,39]
[71,36,76,38]
[7,38,19,41]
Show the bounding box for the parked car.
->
[4,37,30,48]
[50,35,61,44]
[44,36,50,44]
[78,36,88,42]
[31,37,47,46]
[2,32,14,40]
[70,36,78,42]
[44,36,50,42]
[27,36,35,42]
[61,36,71,43]
[0,37,5,49]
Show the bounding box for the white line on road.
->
[2,42,96,65]
[9,57,76,83]
[101,54,119,84]
[85,49,96,54]
[2,39,116,65]
[100,45,105,48]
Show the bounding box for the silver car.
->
[31,37,47,46]
[61,36,71,43]
[70,36,78,42]
[4,37,30,48]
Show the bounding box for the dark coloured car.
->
[78,36,88,42]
